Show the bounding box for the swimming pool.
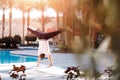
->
[0,50,37,64]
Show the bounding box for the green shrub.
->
[25,35,37,44]
[12,35,21,48]
[0,35,21,48]
[13,35,21,44]
[2,36,13,48]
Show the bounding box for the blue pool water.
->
[0,50,37,64]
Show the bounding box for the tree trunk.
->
[2,7,5,38]
[27,11,30,35]
[22,11,25,44]
[9,8,12,37]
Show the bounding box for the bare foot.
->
[36,64,40,67]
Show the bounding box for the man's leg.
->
[37,55,40,66]
[48,55,53,66]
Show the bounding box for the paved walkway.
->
[0,46,116,80]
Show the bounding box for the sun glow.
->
[44,7,56,17]
[0,7,56,20]
[0,0,57,20]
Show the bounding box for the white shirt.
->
[37,39,50,56]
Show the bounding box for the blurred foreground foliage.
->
[62,0,120,80]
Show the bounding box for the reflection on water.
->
[0,50,37,64]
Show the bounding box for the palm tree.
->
[14,0,26,44]
[8,0,13,37]
[0,0,7,38]
[27,9,30,34]
[35,0,48,32]
[48,0,62,28]
[1,7,5,38]
[2,7,5,38]
[25,1,34,35]
[36,16,52,29]
[14,0,34,44]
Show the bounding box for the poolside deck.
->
[0,46,116,80]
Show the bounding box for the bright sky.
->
[0,7,57,20]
